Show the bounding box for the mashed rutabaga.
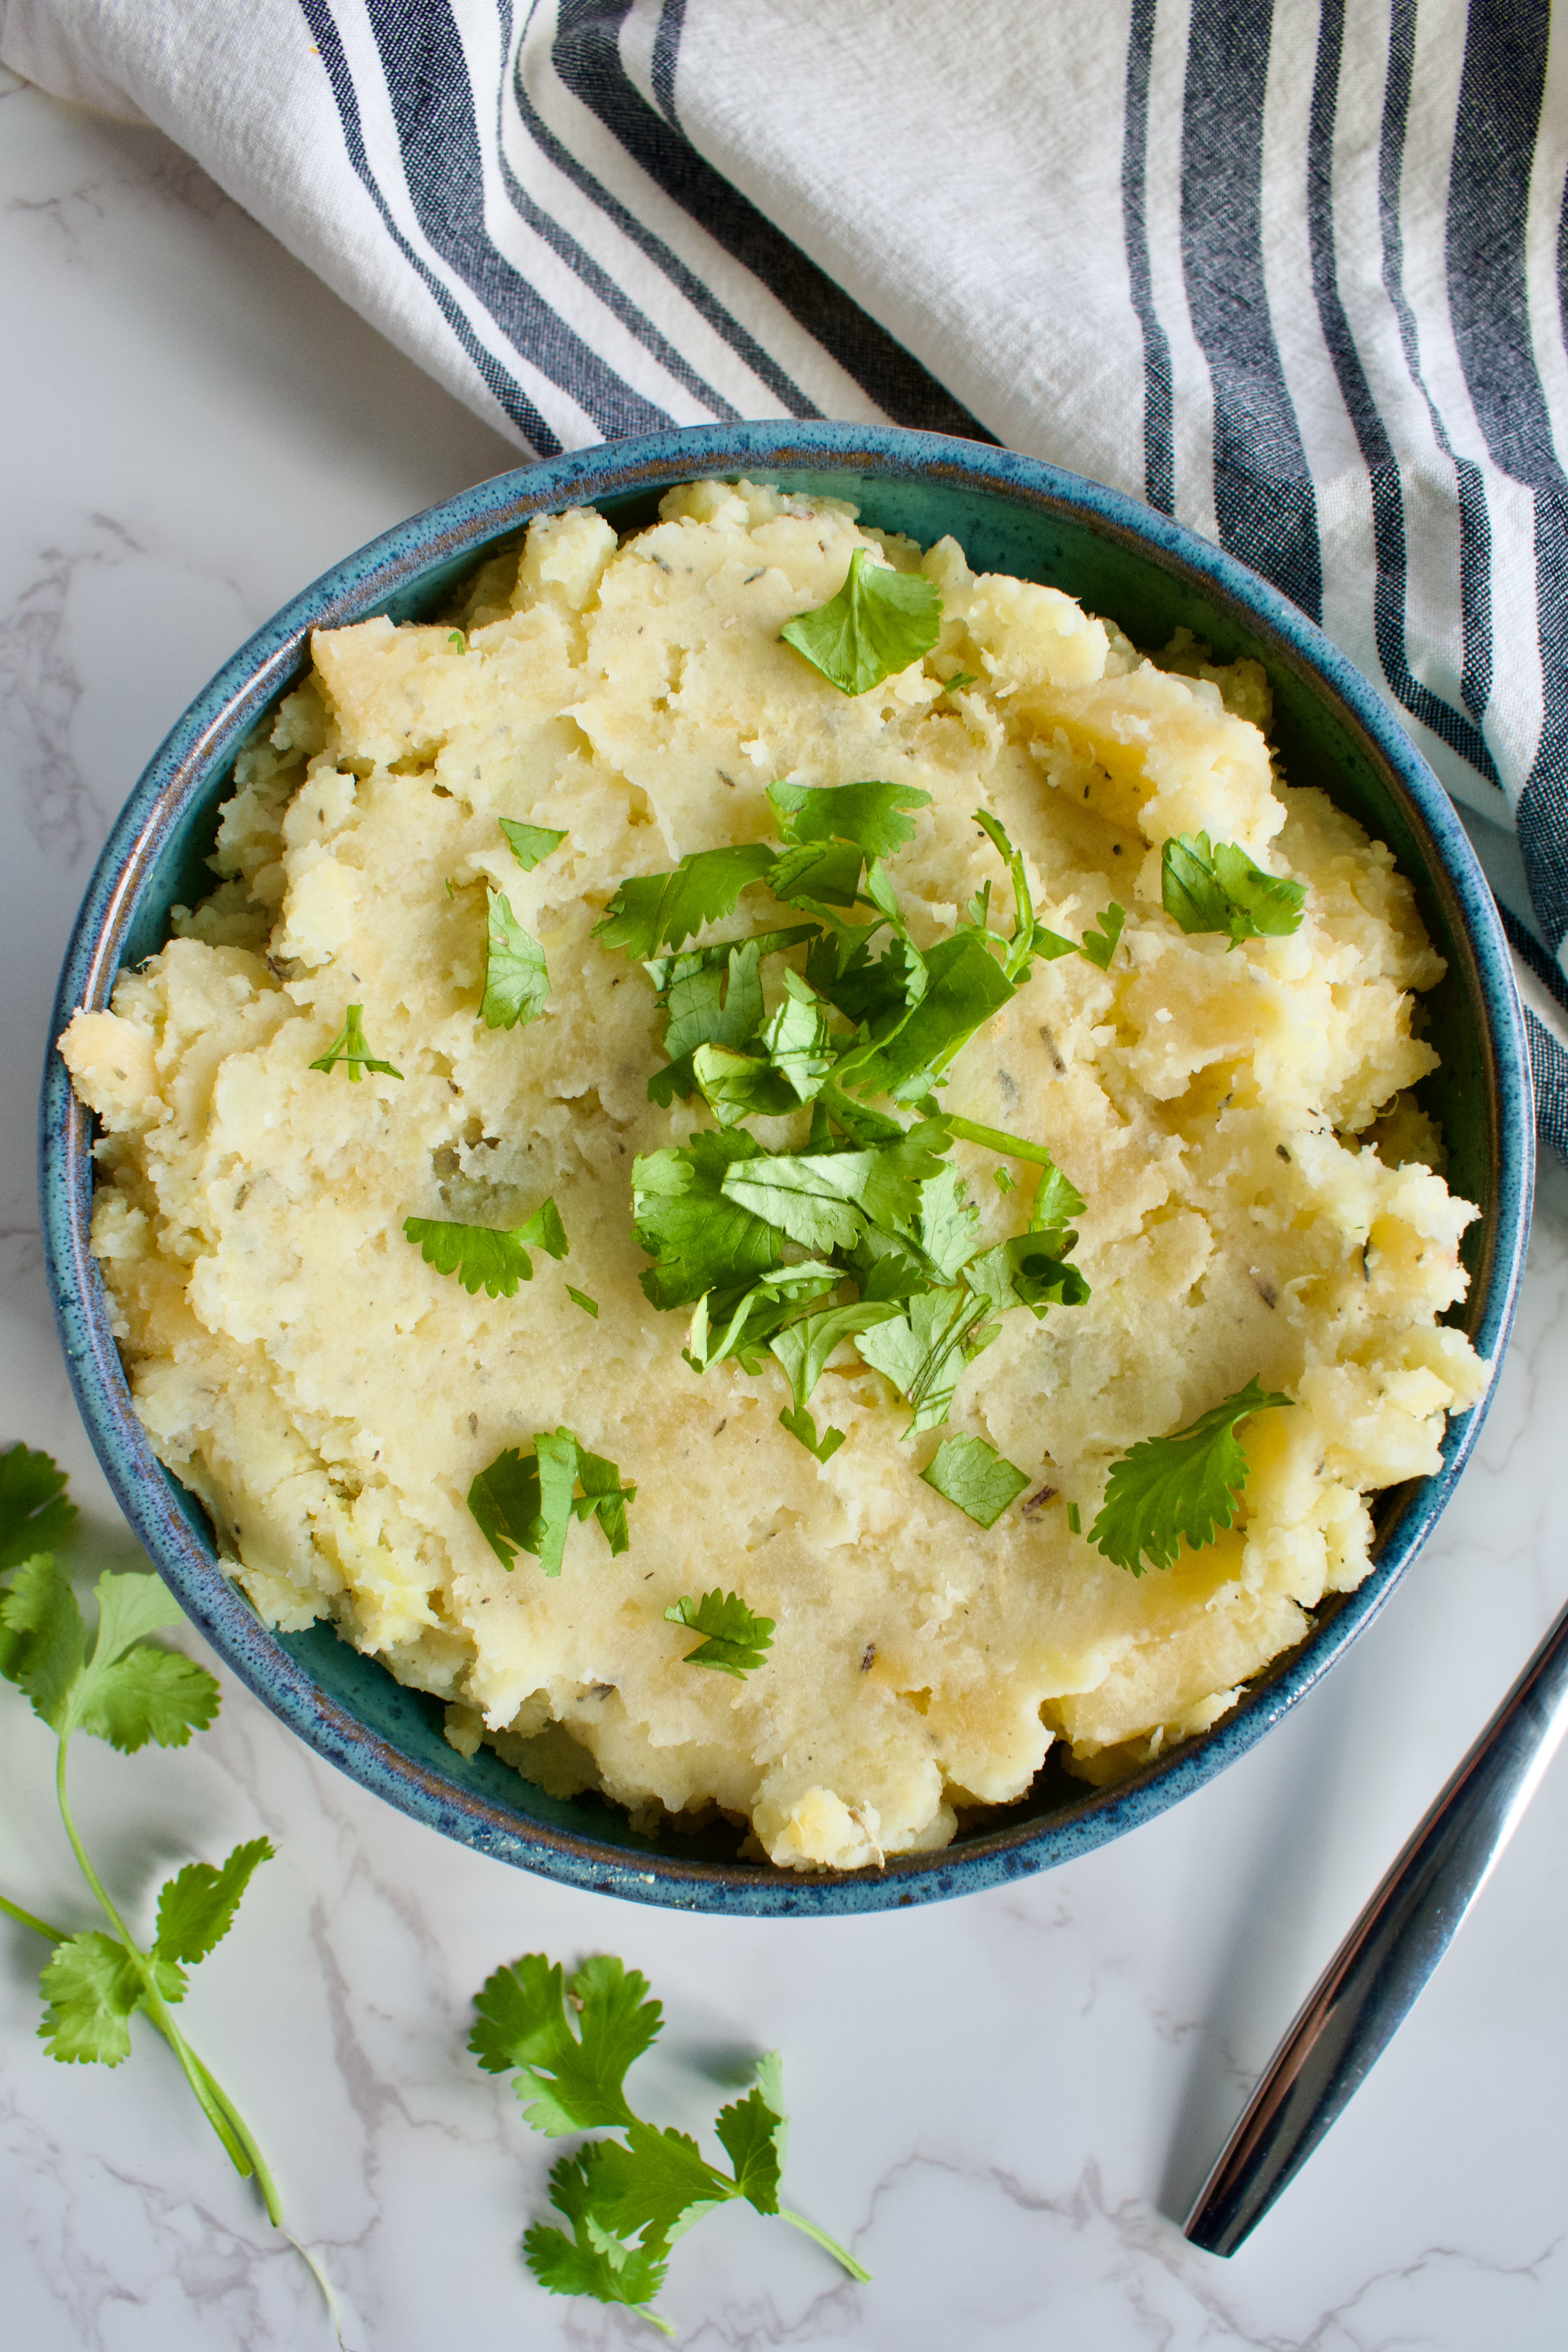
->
[61,480,1486,1871]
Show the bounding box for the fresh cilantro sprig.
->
[404,1198,569,1298]
[468,1430,636,1575]
[471,1952,869,2333]
[0,1447,339,2322]
[1089,1377,1292,1573]
[1161,832,1305,948]
[484,892,550,1028]
[500,817,568,871]
[309,1003,404,1082]
[779,545,942,695]
[664,1589,776,1676]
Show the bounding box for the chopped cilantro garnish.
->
[769,1302,901,1459]
[593,844,777,961]
[566,1286,599,1317]
[779,546,943,694]
[921,1432,1031,1527]
[1089,1376,1292,1574]
[309,1004,404,1082]
[472,1955,867,2332]
[1162,832,1306,947]
[404,1199,568,1298]
[1078,901,1126,971]
[1067,1501,1081,1534]
[483,892,550,1029]
[500,817,568,871]
[468,1430,635,1575]
[632,1129,789,1311]
[0,1444,77,1573]
[664,1589,776,1676]
[943,671,979,692]
[768,777,932,862]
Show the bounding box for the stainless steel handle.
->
[1185,1592,1568,2257]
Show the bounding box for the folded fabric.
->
[5,0,1567,1145]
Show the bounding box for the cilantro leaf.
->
[920,1432,1031,1527]
[1089,1376,1293,1574]
[719,1134,945,1257]
[1077,901,1126,971]
[500,817,568,871]
[470,1951,660,2134]
[37,1931,145,2065]
[1163,831,1307,947]
[664,937,764,1065]
[664,1590,775,1678]
[683,1263,842,1377]
[767,778,932,862]
[68,1571,219,1752]
[467,1432,635,1574]
[0,1444,77,1572]
[964,1235,1091,1320]
[594,844,778,961]
[632,1130,788,1310]
[690,1042,798,1128]
[578,2120,730,2247]
[769,1303,900,1460]
[643,924,818,998]
[854,1288,992,1435]
[309,1004,404,1082]
[483,891,550,1028]
[404,1198,568,1297]
[836,930,1015,1101]
[525,2152,673,2329]
[779,547,942,694]
[153,1839,274,1968]
[0,1553,87,1726]
[917,1163,982,1281]
[715,2082,785,2215]
[567,1286,599,1317]
[758,969,836,1104]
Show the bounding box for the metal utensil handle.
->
[1185,1593,1568,2258]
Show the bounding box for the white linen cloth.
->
[5,0,1568,1141]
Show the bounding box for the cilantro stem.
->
[778,2207,873,2283]
[54,1737,284,2227]
[0,1889,70,1944]
[938,1113,1060,1166]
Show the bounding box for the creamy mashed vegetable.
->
[61,481,1486,1871]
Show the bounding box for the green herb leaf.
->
[68,1571,219,1752]
[567,1286,599,1317]
[664,1590,775,1678]
[0,1552,87,1727]
[920,1433,1031,1527]
[719,1134,945,1257]
[767,778,932,862]
[152,1839,274,1968]
[470,1951,660,2133]
[594,844,778,961]
[964,1234,1092,1320]
[917,1163,982,1281]
[500,817,568,871]
[643,924,819,999]
[769,1303,901,1459]
[574,2120,730,2247]
[525,2152,673,2328]
[483,891,550,1029]
[308,1004,404,1082]
[1089,1376,1293,1573]
[835,930,1015,1101]
[404,1198,568,1297]
[0,1444,77,1572]
[683,1263,842,1377]
[467,1432,635,1575]
[1077,902,1126,971]
[759,969,836,1104]
[779,547,942,695]
[37,1931,145,2066]
[715,2078,787,2215]
[854,1288,992,1435]
[1162,832,1306,947]
[632,1131,788,1311]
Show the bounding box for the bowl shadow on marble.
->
[40,423,1533,1918]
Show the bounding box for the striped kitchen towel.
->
[5,0,1568,1150]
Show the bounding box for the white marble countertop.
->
[5,74,1568,2352]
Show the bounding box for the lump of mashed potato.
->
[60,479,1487,1872]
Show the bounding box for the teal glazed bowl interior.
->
[41,422,1533,1916]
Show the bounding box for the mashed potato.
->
[60,480,1486,1871]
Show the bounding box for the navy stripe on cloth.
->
[1181,0,1323,618]
[1121,0,1175,515]
[298,0,562,451]
[1448,1,1568,952]
[549,0,992,438]
[1308,0,1501,786]
[1500,905,1568,1161]
[363,0,672,442]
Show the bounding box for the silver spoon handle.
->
[1185,1592,1568,2257]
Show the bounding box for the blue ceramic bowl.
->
[41,423,1532,1915]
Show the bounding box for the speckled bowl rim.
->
[41,422,1533,1916]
